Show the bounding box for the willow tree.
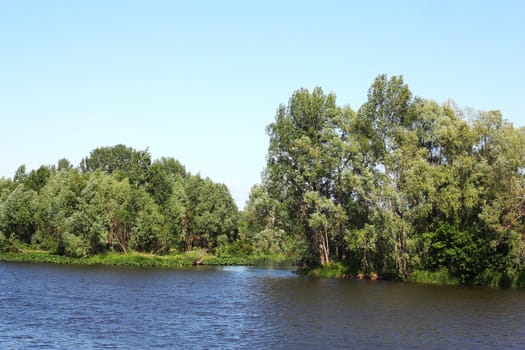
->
[264,87,349,266]
[351,74,416,277]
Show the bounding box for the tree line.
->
[241,74,525,285]
[1,74,524,286]
[0,145,238,257]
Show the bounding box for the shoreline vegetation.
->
[1,74,524,288]
[304,263,525,288]
[2,247,525,288]
[0,250,294,269]
[2,250,524,289]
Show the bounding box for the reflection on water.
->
[1,263,524,349]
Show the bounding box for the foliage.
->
[410,269,459,286]
[79,144,151,185]
[60,232,89,258]
[263,87,349,266]
[0,184,38,243]
[421,223,486,284]
[0,146,238,259]
[0,250,288,268]
[246,73,525,286]
[306,262,350,278]
[179,175,238,252]
[1,74,524,288]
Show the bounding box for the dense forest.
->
[1,74,524,286]
[0,145,239,258]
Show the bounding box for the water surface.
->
[1,263,524,349]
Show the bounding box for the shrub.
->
[61,233,88,258]
[410,268,458,285]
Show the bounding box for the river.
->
[1,262,524,349]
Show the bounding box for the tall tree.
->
[80,144,151,185]
[180,175,238,252]
[264,87,349,266]
[0,184,38,244]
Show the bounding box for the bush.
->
[31,231,58,251]
[0,233,28,253]
[517,269,525,288]
[423,223,485,284]
[202,254,252,266]
[60,233,88,258]
[410,268,458,285]
[0,232,7,252]
[307,262,350,278]
[221,239,253,257]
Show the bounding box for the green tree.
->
[33,168,87,251]
[57,158,73,171]
[129,188,167,253]
[264,87,349,266]
[422,223,485,284]
[240,185,289,255]
[0,184,38,244]
[66,172,133,254]
[25,165,52,193]
[180,175,238,252]
[13,165,27,183]
[474,113,525,272]
[350,75,415,277]
[80,144,151,185]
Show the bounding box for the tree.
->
[264,87,349,266]
[0,184,38,243]
[145,161,174,207]
[25,165,52,193]
[179,175,238,252]
[80,144,151,185]
[66,172,134,255]
[474,114,525,273]
[422,223,485,284]
[130,188,167,253]
[57,158,73,171]
[13,165,27,183]
[33,168,87,251]
[240,185,289,255]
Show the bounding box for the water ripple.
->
[1,263,525,349]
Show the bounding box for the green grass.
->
[306,262,351,278]
[0,250,295,269]
[0,251,79,265]
[411,268,525,288]
[204,252,296,266]
[0,251,219,268]
[478,269,525,288]
[3,251,523,288]
[409,269,459,286]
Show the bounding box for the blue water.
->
[1,263,525,349]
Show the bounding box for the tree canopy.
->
[1,74,524,287]
[1,145,238,257]
[243,74,525,286]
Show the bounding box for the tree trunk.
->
[319,230,331,266]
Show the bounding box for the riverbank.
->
[0,250,294,268]
[303,262,525,288]
[4,251,524,288]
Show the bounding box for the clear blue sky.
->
[1,0,524,207]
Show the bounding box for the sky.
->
[1,0,524,208]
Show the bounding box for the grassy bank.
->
[303,262,395,281]
[4,251,523,288]
[301,262,525,288]
[304,262,351,278]
[408,269,459,286]
[0,250,294,268]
